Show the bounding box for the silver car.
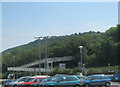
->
[7,76,30,87]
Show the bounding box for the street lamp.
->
[35,37,43,75]
[108,63,111,72]
[13,56,15,79]
[44,36,50,74]
[79,46,83,74]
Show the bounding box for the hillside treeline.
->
[2,24,120,73]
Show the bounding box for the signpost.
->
[78,62,82,70]
[59,63,66,69]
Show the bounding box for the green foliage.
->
[1,25,119,74]
[46,67,73,76]
[2,72,7,79]
[86,66,119,75]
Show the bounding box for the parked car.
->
[83,74,111,87]
[3,79,15,87]
[76,75,86,80]
[5,76,30,87]
[111,72,120,82]
[34,74,84,87]
[107,75,113,80]
[17,75,49,87]
[30,76,53,87]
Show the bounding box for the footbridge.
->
[7,56,74,72]
[7,67,52,72]
[19,56,73,67]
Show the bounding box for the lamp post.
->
[13,56,15,79]
[35,37,43,75]
[108,63,111,72]
[44,36,50,74]
[79,46,83,74]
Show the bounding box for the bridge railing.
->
[7,56,74,72]
[19,56,74,68]
[7,67,52,72]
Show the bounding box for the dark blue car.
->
[83,74,111,87]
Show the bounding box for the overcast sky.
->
[1,2,118,52]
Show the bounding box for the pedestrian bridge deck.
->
[7,56,74,72]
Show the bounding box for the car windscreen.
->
[100,75,109,79]
[85,76,92,80]
[36,78,45,82]
[50,75,77,81]
[51,76,62,81]
[15,77,27,82]
[19,78,28,82]
[24,78,35,82]
[76,76,85,80]
[65,76,78,81]
[41,77,53,82]
[85,75,110,80]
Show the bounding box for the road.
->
[111,82,120,87]
[0,82,119,87]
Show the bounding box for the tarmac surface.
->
[111,82,120,87]
[0,82,119,87]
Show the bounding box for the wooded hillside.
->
[2,24,120,73]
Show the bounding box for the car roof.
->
[15,76,31,81]
[28,75,50,79]
[89,74,108,77]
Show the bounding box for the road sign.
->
[78,62,82,70]
[59,63,66,69]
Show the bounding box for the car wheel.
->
[105,83,110,87]
[85,84,90,87]
[13,84,17,87]
[75,84,80,87]
[36,85,39,87]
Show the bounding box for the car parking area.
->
[1,82,120,87]
[2,74,120,87]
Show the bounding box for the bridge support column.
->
[16,71,18,79]
[51,62,53,71]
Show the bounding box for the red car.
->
[17,75,49,87]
